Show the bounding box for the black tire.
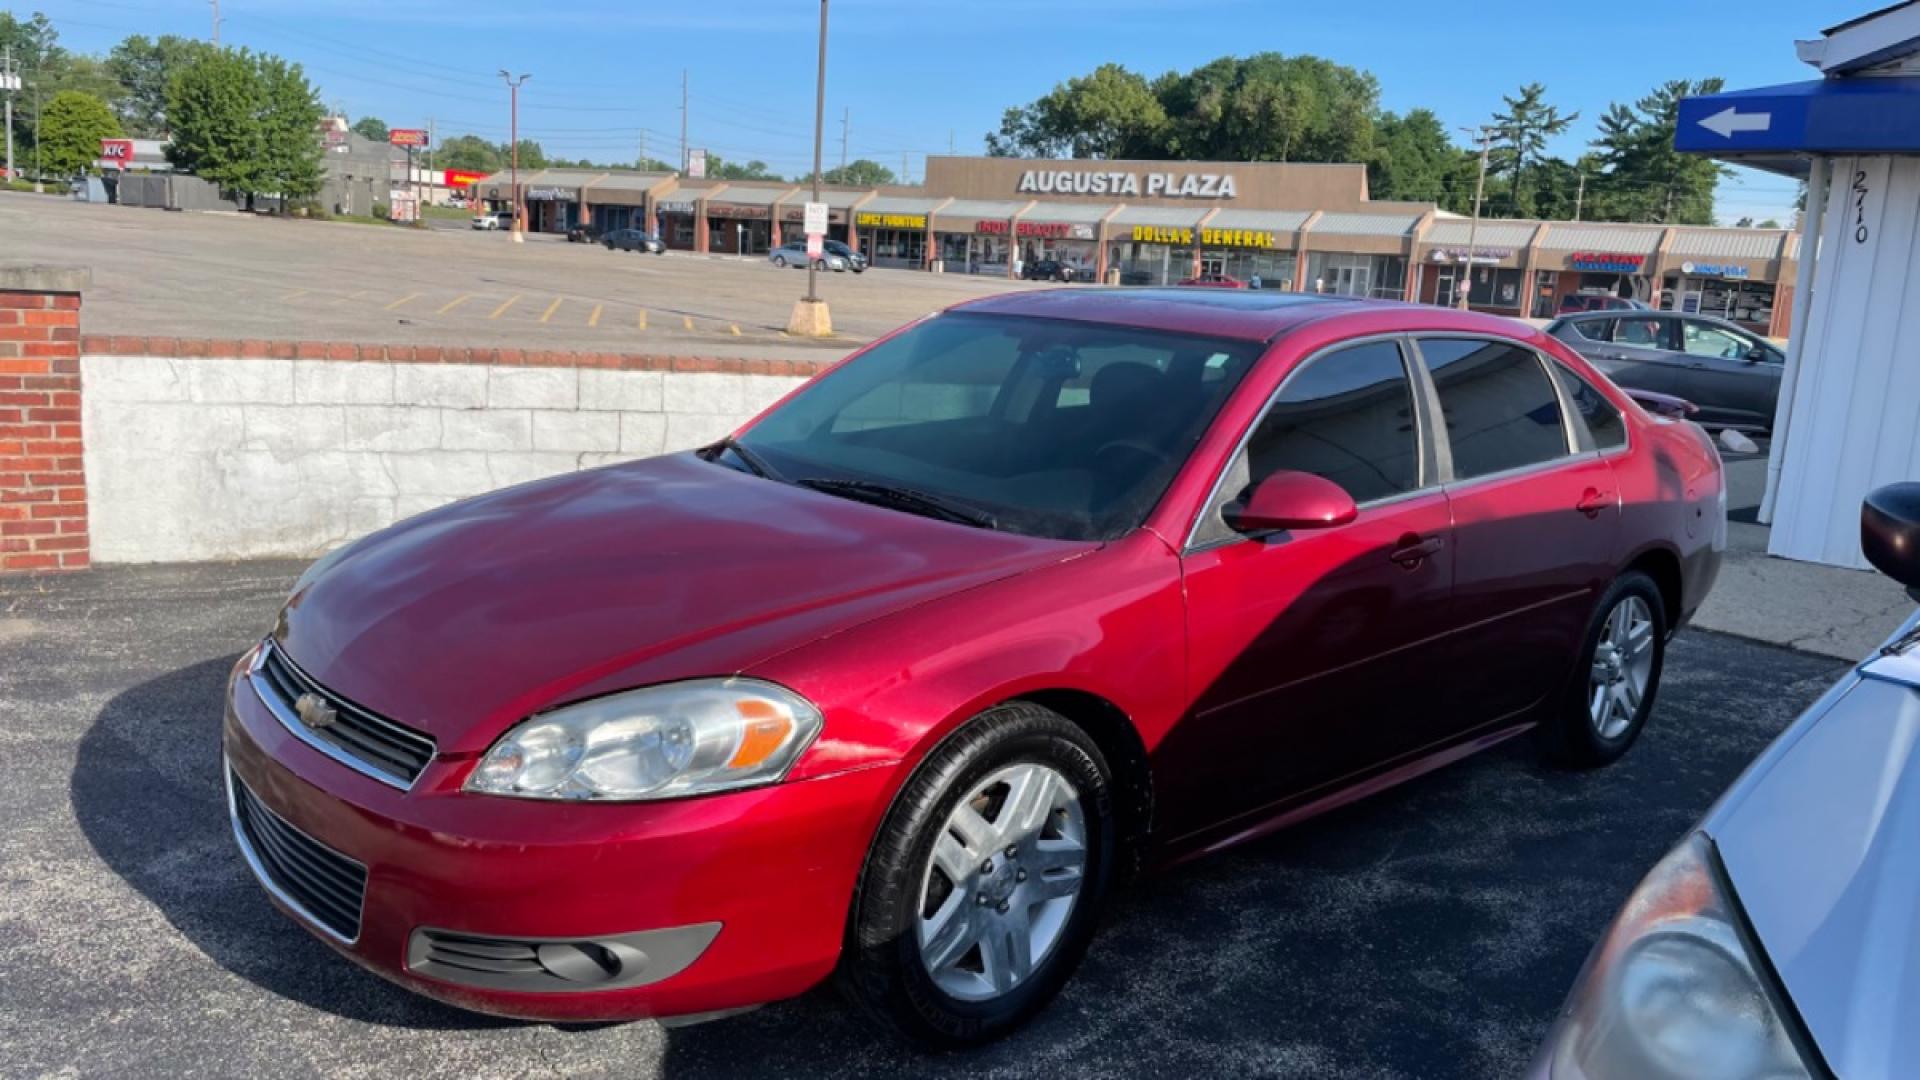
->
[1541,571,1667,768]
[813,258,829,272]
[840,702,1116,1047]
[772,255,787,268]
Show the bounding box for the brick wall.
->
[0,282,88,573]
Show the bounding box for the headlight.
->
[464,678,823,801]
[1538,833,1816,1079]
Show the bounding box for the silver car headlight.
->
[465,678,823,801]
[1537,832,1816,1079]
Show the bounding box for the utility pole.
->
[786,0,832,337]
[839,107,848,171]
[499,71,531,243]
[1573,168,1586,222]
[901,152,908,185]
[426,117,435,206]
[1,48,15,185]
[1458,126,1492,311]
[638,131,646,170]
[949,130,955,156]
[209,0,221,44]
[679,70,688,173]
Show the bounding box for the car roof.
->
[947,289,1533,344]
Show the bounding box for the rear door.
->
[1596,315,1686,397]
[1413,335,1623,727]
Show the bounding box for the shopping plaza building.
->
[474,155,1801,336]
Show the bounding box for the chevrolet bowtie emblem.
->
[294,691,339,730]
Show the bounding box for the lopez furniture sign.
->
[1568,251,1648,272]
[1019,169,1239,199]
[856,211,928,229]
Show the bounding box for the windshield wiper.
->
[796,478,999,530]
[703,437,783,482]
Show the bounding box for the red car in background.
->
[224,290,1724,1046]
[1177,272,1248,288]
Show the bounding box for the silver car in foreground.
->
[1530,482,1920,1079]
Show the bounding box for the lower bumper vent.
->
[407,923,721,993]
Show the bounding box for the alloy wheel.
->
[1590,595,1655,739]
[915,763,1086,1002]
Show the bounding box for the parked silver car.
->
[768,240,848,272]
[1529,482,1920,1080]
[1548,312,1785,433]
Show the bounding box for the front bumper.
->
[221,651,897,1022]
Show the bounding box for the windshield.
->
[735,312,1262,540]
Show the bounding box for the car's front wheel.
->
[841,702,1114,1047]
[772,255,788,268]
[1542,571,1667,767]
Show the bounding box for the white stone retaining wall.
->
[82,355,807,562]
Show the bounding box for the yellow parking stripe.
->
[588,304,603,328]
[729,323,741,337]
[682,315,693,331]
[333,290,369,305]
[539,297,564,324]
[281,288,309,302]
[637,309,648,331]
[489,294,523,320]
[436,294,473,315]
[383,292,420,311]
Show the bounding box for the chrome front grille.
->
[228,766,368,942]
[252,640,436,787]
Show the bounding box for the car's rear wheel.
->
[813,258,829,272]
[841,702,1114,1047]
[1542,571,1666,767]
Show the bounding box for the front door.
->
[1670,318,1784,430]
[1165,339,1456,839]
[1413,335,1622,726]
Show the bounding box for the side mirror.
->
[1745,345,1769,364]
[1863,483,1920,602]
[1227,471,1359,534]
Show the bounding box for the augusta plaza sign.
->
[1018,168,1239,199]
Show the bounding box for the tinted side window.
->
[1613,317,1666,348]
[1419,338,1570,480]
[1551,361,1626,450]
[1242,341,1420,504]
[1569,318,1615,342]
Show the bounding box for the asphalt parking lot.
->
[0,560,1849,1079]
[0,192,1048,359]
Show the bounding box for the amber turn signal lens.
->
[728,700,795,768]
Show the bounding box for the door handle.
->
[1576,488,1613,518]
[1389,534,1444,569]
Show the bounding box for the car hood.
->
[1710,626,1920,1078]
[276,453,1085,754]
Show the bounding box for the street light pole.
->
[499,71,530,244]
[787,0,832,336]
[1458,125,1493,311]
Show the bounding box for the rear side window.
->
[1568,318,1615,342]
[1551,362,1627,450]
[1418,338,1570,481]
[1243,341,1421,504]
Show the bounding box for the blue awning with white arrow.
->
[1676,77,1920,170]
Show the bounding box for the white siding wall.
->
[1770,155,1920,568]
[81,357,805,563]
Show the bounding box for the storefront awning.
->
[1307,212,1421,238]
[1668,228,1792,261]
[705,184,789,208]
[929,199,1031,233]
[1106,205,1210,228]
[1536,223,1663,255]
[581,171,673,205]
[1017,201,1115,225]
[1419,219,1540,267]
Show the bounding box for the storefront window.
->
[935,233,1009,274]
[1107,241,1196,286]
[1206,250,1296,289]
[863,228,926,268]
[1662,275,1777,332]
[1307,253,1406,299]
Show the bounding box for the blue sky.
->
[21,0,1859,223]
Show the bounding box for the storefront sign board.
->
[1020,169,1238,199]
[1198,227,1280,250]
[1568,251,1647,272]
[1131,225,1195,245]
[857,211,928,229]
[1680,261,1752,279]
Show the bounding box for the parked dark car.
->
[1022,259,1090,283]
[823,238,868,272]
[226,290,1724,1046]
[1557,294,1651,314]
[602,228,665,254]
[1547,311,1784,433]
[1529,483,1920,1080]
[566,223,599,243]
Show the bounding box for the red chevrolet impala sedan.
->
[223,290,1724,1045]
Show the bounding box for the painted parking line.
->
[383,292,420,311]
[489,294,523,320]
[539,297,564,324]
[281,288,309,302]
[436,294,473,315]
[588,304,603,328]
[682,315,694,331]
[637,309,648,331]
[729,323,741,336]
[333,290,370,305]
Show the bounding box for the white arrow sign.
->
[1699,107,1772,138]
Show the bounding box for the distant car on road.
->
[601,228,665,254]
[1022,259,1091,283]
[1177,273,1247,289]
[822,238,868,273]
[470,212,511,231]
[1557,294,1650,314]
[1548,311,1784,433]
[768,240,848,272]
[1529,482,1920,1080]
[565,223,599,243]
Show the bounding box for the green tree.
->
[435,134,503,173]
[1590,79,1728,224]
[1155,54,1378,163]
[164,47,266,199]
[706,155,777,180]
[37,90,122,176]
[349,115,388,142]
[1369,108,1466,206]
[1488,83,1577,217]
[987,63,1166,159]
[1758,218,1781,229]
[820,158,895,186]
[105,34,212,137]
[256,54,324,206]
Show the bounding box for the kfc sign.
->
[99,139,135,168]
